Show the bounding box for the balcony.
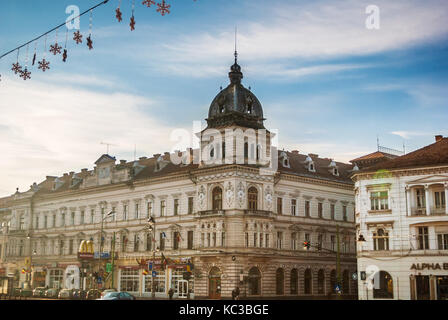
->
[410,207,447,216]
[198,210,225,217]
[244,210,272,217]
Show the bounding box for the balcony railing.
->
[411,206,447,216]
[244,210,272,217]
[198,210,225,217]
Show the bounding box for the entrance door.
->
[208,267,222,299]
[416,275,430,300]
[178,280,188,299]
[436,276,448,300]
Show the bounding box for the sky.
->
[0,0,447,197]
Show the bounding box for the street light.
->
[98,209,115,289]
[147,215,157,299]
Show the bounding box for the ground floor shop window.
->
[373,271,393,299]
[276,268,284,295]
[49,269,63,289]
[304,269,312,294]
[120,270,139,293]
[416,275,430,300]
[154,271,166,294]
[436,276,448,300]
[290,269,298,295]
[318,269,325,294]
[248,267,261,295]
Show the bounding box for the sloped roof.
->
[350,151,397,163]
[358,137,448,173]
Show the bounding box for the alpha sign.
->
[410,263,448,271]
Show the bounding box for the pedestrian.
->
[232,287,240,300]
[168,288,174,300]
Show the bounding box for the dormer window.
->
[280,152,290,168]
[308,162,315,172]
[283,158,289,168]
[333,168,339,176]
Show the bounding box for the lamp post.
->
[147,215,156,299]
[98,208,115,289]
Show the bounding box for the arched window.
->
[373,228,389,251]
[222,142,226,160]
[318,269,325,294]
[330,270,336,294]
[244,142,249,159]
[276,268,284,295]
[290,269,298,295]
[248,187,258,210]
[304,268,312,294]
[256,145,261,160]
[373,271,393,299]
[212,187,223,210]
[342,270,349,294]
[248,267,261,295]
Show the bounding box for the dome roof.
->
[207,56,265,129]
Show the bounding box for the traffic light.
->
[303,241,311,250]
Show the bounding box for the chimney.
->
[309,153,319,158]
[153,154,161,159]
[435,135,443,142]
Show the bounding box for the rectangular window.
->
[207,233,211,247]
[69,240,73,255]
[159,233,165,251]
[416,189,426,208]
[71,212,75,225]
[80,211,85,225]
[146,233,152,251]
[173,232,180,250]
[318,202,323,218]
[266,234,269,248]
[174,199,179,216]
[135,203,140,220]
[253,233,257,247]
[370,191,389,211]
[222,232,226,247]
[331,204,335,220]
[291,199,297,216]
[123,205,128,221]
[213,232,217,247]
[90,209,95,224]
[291,232,297,250]
[147,201,153,218]
[188,197,194,214]
[134,235,139,252]
[418,227,429,250]
[53,215,56,228]
[35,216,39,229]
[188,231,194,249]
[201,233,205,248]
[435,191,446,209]
[44,216,48,229]
[277,232,283,249]
[305,201,310,217]
[317,234,323,250]
[331,235,335,252]
[61,214,65,227]
[437,234,448,250]
[277,198,283,215]
[245,233,249,248]
[343,206,347,221]
[160,201,166,217]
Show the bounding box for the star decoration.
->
[38,59,50,72]
[20,68,31,80]
[157,0,171,16]
[130,16,136,31]
[49,43,62,55]
[11,62,23,74]
[87,36,93,50]
[73,31,83,44]
[115,8,123,22]
[62,49,68,62]
[142,0,156,7]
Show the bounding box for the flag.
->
[177,233,182,242]
[142,269,149,276]
[161,253,167,270]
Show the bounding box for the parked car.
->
[86,289,102,300]
[44,288,60,298]
[72,289,87,300]
[98,292,136,300]
[12,288,22,297]
[58,289,74,299]
[100,288,117,298]
[33,287,47,298]
[20,288,33,297]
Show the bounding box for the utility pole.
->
[111,232,116,289]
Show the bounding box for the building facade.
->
[353,135,448,300]
[0,58,358,299]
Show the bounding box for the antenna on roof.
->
[376,135,380,151]
[100,142,117,155]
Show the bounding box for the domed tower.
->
[199,53,274,168]
[206,52,265,130]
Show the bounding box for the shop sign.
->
[78,252,94,260]
[94,252,110,259]
[410,263,448,271]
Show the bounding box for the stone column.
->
[425,185,431,216]
[406,186,411,216]
[444,183,448,215]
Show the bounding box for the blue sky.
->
[0,0,448,196]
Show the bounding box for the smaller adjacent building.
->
[352,135,448,300]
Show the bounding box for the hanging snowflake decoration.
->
[87,36,93,50]
[38,59,50,72]
[20,68,31,80]
[157,0,171,16]
[32,53,37,66]
[142,0,156,7]
[130,16,136,31]
[73,31,83,44]
[49,43,62,55]
[11,62,23,75]
[115,8,123,22]
[62,49,68,62]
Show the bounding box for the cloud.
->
[0,75,184,196]
[390,131,428,139]
[130,0,448,78]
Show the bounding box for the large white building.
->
[352,135,448,300]
[0,57,358,299]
